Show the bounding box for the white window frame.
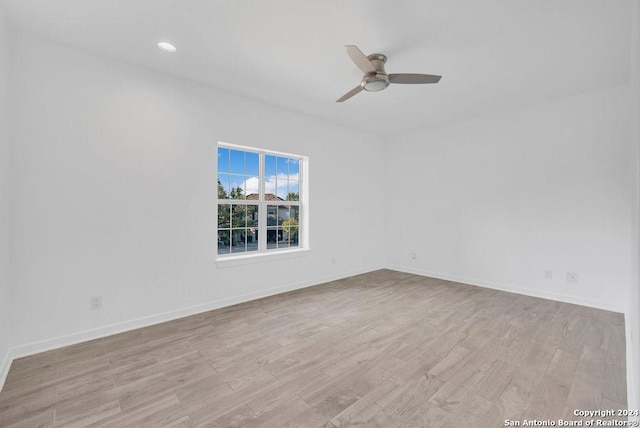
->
[216,142,309,265]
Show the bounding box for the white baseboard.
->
[626,315,639,417]
[0,347,11,394]
[0,264,383,391]
[387,264,626,313]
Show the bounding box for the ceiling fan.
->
[336,45,441,102]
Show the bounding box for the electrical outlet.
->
[90,296,102,310]
[331,257,336,265]
[411,252,417,260]
[566,272,578,283]
[544,270,553,280]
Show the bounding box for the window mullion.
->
[258,153,267,252]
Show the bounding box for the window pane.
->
[245,176,259,199]
[231,229,247,253]
[266,227,278,249]
[283,205,299,247]
[278,204,290,221]
[240,204,258,252]
[229,176,246,199]
[290,205,300,222]
[279,204,289,223]
[265,155,276,195]
[217,173,231,199]
[231,205,247,228]
[288,158,299,180]
[265,180,276,197]
[230,149,245,175]
[246,152,259,176]
[276,156,288,176]
[247,227,258,252]
[217,147,229,173]
[277,227,290,248]
[247,205,259,227]
[267,205,279,227]
[287,181,299,201]
[218,204,231,228]
[265,155,276,178]
[218,230,231,254]
[276,180,288,200]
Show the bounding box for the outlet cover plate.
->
[90,296,102,310]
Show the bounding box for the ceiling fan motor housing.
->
[361,54,390,92]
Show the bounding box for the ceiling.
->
[3,0,635,135]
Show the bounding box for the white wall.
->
[385,85,634,313]
[7,31,385,355]
[0,2,12,384]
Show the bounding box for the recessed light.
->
[157,42,176,52]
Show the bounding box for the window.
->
[217,143,305,258]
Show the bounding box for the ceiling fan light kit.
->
[361,54,390,92]
[337,45,441,102]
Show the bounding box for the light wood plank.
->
[0,270,626,426]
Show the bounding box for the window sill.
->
[216,248,310,268]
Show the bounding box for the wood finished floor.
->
[0,270,627,427]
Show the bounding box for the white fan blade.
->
[336,85,363,102]
[346,45,376,74]
[389,74,441,84]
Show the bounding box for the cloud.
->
[244,176,260,195]
[244,173,299,196]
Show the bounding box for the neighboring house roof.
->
[246,193,284,201]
